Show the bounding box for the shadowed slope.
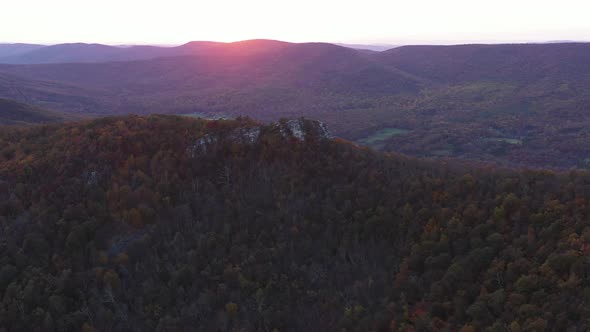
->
[0,98,78,125]
[0,43,45,59]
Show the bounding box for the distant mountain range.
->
[0,41,226,64]
[0,41,398,64]
[0,43,45,59]
[2,40,586,64]
[0,40,423,116]
[1,39,590,168]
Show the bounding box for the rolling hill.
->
[0,40,392,65]
[1,40,590,168]
[0,72,113,116]
[0,98,77,125]
[0,115,588,331]
[378,43,590,83]
[0,43,45,59]
[0,40,423,117]
[0,41,251,64]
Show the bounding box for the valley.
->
[1,40,590,168]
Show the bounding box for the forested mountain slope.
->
[0,44,44,59]
[0,98,76,125]
[378,43,590,84]
[0,40,421,116]
[0,73,111,116]
[0,116,589,331]
[0,41,224,64]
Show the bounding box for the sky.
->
[2,0,590,45]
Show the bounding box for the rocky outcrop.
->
[86,171,99,186]
[274,119,333,141]
[276,119,305,140]
[316,121,333,140]
[228,126,261,144]
[188,119,332,157]
[188,134,218,157]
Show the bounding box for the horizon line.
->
[1,38,589,48]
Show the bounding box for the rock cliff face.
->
[188,134,219,157]
[189,119,332,157]
[273,119,332,141]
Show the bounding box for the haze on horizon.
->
[2,0,590,45]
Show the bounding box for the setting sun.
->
[2,0,590,44]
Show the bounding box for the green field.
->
[357,127,411,145]
[484,137,523,145]
[181,112,234,120]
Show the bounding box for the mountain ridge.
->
[0,39,360,65]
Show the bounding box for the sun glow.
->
[2,0,590,44]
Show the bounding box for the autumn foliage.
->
[0,115,589,331]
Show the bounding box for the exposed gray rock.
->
[228,127,261,144]
[317,121,333,139]
[188,120,332,158]
[86,171,99,186]
[188,127,260,157]
[275,119,332,141]
[188,134,218,157]
[284,119,305,140]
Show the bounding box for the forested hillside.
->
[0,44,44,59]
[1,41,590,168]
[0,98,76,125]
[0,42,224,65]
[0,115,589,331]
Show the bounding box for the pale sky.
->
[2,0,589,45]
